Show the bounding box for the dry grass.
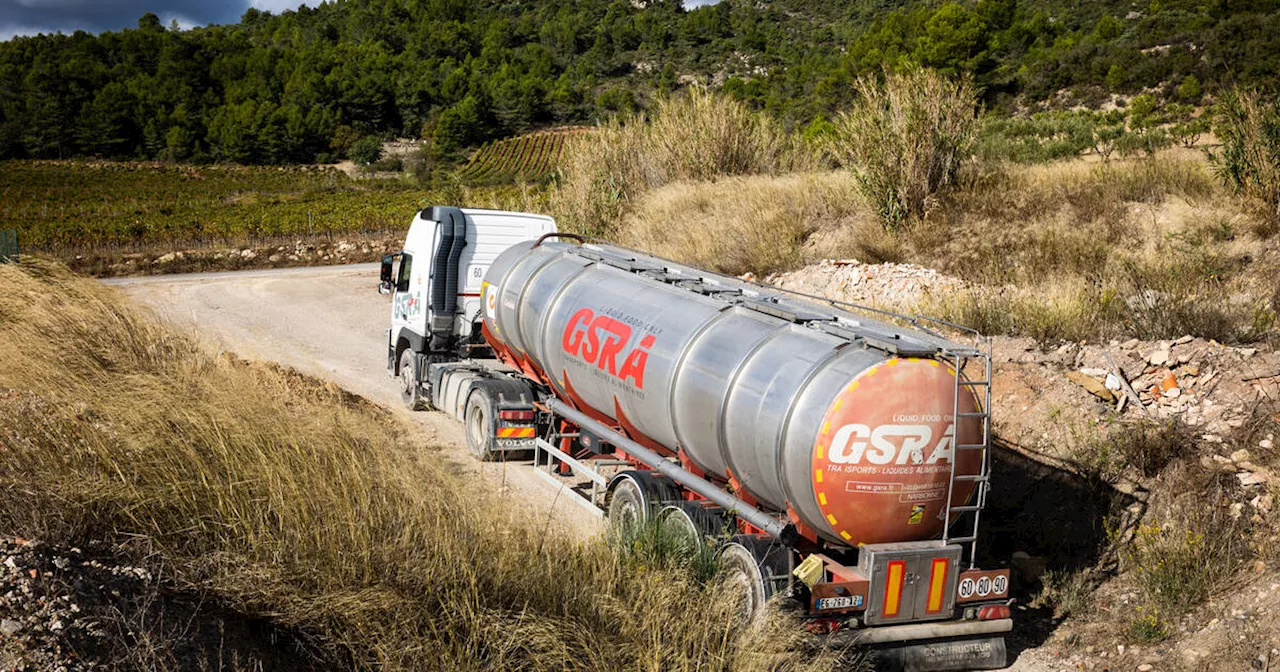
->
[1123,476,1252,640]
[619,173,878,276]
[1033,568,1104,620]
[913,154,1278,342]
[605,146,1273,340]
[0,259,845,671]
[552,88,812,237]
[604,147,1277,344]
[539,72,1279,345]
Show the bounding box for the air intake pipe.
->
[427,206,467,345]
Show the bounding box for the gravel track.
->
[106,264,601,540]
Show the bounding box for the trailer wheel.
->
[399,349,427,411]
[607,477,647,530]
[720,541,767,623]
[719,536,790,624]
[464,387,498,461]
[656,505,701,552]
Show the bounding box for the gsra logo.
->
[562,307,655,389]
[828,423,956,465]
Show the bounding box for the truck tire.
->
[607,476,647,530]
[656,505,701,552]
[399,349,427,411]
[719,536,790,624]
[464,387,499,461]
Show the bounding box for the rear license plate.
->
[816,595,861,611]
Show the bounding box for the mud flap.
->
[872,635,1006,672]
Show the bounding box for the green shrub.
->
[1208,87,1280,221]
[609,516,724,585]
[830,68,978,230]
[1117,94,1174,158]
[349,135,383,165]
[1127,608,1169,642]
[1128,500,1248,617]
[1091,112,1127,161]
[975,111,1095,163]
[1176,75,1202,103]
[1165,103,1209,148]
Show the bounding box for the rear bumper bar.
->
[831,617,1012,646]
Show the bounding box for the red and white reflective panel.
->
[978,604,1011,621]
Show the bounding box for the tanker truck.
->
[382,206,1012,671]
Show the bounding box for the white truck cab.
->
[383,206,555,360]
[383,206,555,458]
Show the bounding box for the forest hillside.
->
[1,0,1278,165]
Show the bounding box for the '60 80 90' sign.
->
[561,307,656,389]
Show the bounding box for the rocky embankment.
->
[2,536,155,670]
[1,537,329,671]
[766,257,965,311]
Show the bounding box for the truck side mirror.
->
[379,254,396,294]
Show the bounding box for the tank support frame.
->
[546,398,797,542]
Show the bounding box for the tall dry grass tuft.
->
[552,88,810,237]
[619,173,879,276]
[1209,86,1280,225]
[831,68,978,230]
[0,259,846,671]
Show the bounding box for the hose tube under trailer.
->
[547,398,796,543]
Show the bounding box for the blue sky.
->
[0,0,321,40]
[1,0,721,41]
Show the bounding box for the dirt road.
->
[105,263,602,538]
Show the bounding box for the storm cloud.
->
[1,0,319,40]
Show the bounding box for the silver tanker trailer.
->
[382,206,1013,671]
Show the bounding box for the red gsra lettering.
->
[562,307,656,389]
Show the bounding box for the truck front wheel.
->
[399,349,427,411]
